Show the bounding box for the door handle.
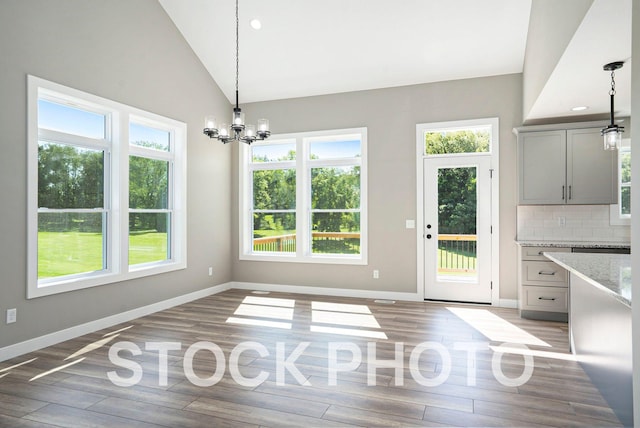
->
[426,234,432,239]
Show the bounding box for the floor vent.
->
[251,290,271,295]
[374,299,396,304]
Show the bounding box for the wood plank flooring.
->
[0,289,623,427]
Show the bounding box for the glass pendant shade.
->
[602,126,622,150]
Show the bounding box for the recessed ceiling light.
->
[250,18,262,30]
[571,106,589,112]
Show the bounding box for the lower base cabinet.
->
[518,246,570,322]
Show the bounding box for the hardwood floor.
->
[0,289,623,427]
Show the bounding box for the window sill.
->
[27,261,186,299]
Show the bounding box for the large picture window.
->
[28,76,186,298]
[240,128,367,264]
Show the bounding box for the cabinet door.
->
[567,128,617,204]
[518,130,566,204]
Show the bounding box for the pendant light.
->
[203,0,270,144]
[601,61,624,150]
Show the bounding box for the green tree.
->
[425,130,488,235]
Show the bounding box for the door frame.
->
[415,118,500,305]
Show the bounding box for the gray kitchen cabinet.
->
[518,245,570,322]
[516,126,617,205]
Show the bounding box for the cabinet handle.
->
[538,251,545,255]
[569,185,572,200]
[538,297,557,301]
[538,271,556,276]
[562,185,565,200]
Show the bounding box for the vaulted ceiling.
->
[160,0,631,122]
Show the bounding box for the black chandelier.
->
[601,61,624,150]
[203,0,270,144]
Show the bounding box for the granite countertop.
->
[543,252,631,307]
[517,240,631,249]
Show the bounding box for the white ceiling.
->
[159,0,632,122]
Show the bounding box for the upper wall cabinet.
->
[517,126,617,205]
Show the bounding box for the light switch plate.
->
[405,219,416,229]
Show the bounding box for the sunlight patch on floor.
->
[29,357,85,382]
[311,301,387,339]
[64,334,120,361]
[489,344,576,361]
[447,307,551,347]
[226,296,296,330]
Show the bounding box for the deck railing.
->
[437,234,477,273]
[253,232,476,270]
[253,232,360,253]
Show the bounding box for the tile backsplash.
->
[517,205,630,242]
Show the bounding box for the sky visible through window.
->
[39,99,170,148]
[252,139,360,162]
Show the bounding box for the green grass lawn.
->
[38,231,167,278]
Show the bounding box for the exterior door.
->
[423,155,492,303]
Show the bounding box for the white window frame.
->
[610,139,631,225]
[239,127,367,265]
[27,76,187,299]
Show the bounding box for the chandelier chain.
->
[235,0,239,96]
[610,70,616,96]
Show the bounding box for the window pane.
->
[38,212,104,279]
[621,151,631,184]
[253,169,296,210]
[312,166,360,210]
[425,127,491,155]
[130,122,170,151]
[621,187,631,216]
[438,167,477,234]
[38,142,104,209]
[311,212,360,255]
[253,213,296,253]
[38,99,105,139]
[252,143,296,162]
[129,213,169,265]
[129,156,169,209]
[309,139,360,159]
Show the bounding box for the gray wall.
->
[236,74,523,300]
[0,0,232,348]
[522,0,593,122]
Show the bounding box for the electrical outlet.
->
[373,270,379,279]
[6,308,16,324]
[208,267,213,276]
[405,219,416,229]
[558,216,566,227]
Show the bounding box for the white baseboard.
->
[499,299,518,309]
[230,281,422,302]
[0,283,231,363]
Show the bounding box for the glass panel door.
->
[424,156,491,303]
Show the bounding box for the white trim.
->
[239,127,368,265]
[27,75,188,299]
[0,283,231,363]
[499,299,518,309]
[231,281,422,302]
[416,117,500,305]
